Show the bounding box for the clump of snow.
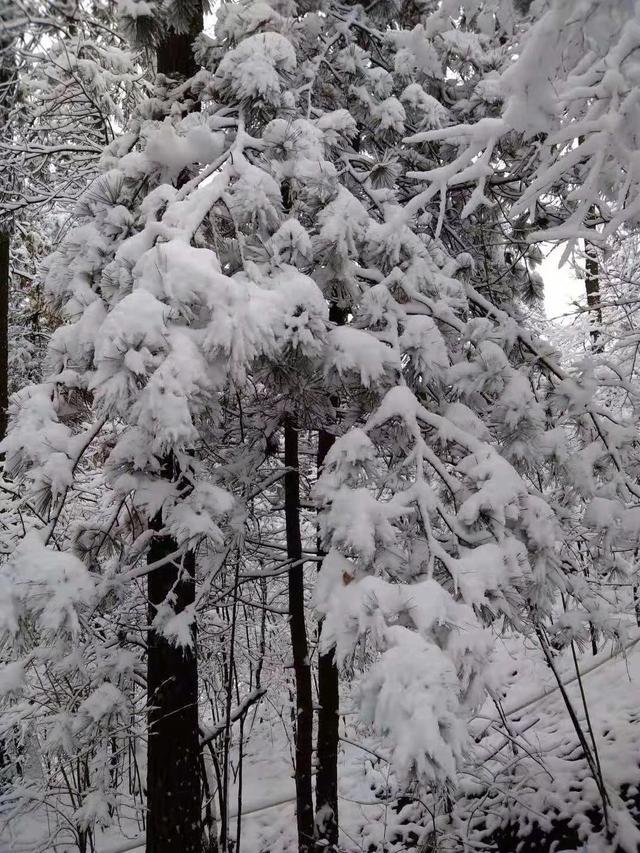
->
[0,531,94,637]
[325,326,399,387]
[214,32,296,106]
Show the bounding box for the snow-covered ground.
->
[50,632,639,853]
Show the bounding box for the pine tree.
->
[4,2,640,852]
[133,1,207,849]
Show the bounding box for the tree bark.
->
[284,416,315,853]
[146,515,201,853]
[314,428,340,852]
[156,0,202,78]
[157,28,200,77]
[146,5,203,851]
[314,303,345,851]
[584,222,602,654]
[584,237,603,353]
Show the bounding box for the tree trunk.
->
[146,6,203,852]
[284,416,315,853]
[584,212,602,653]
[157,29,200,77]
[315,428,340,851]
[314,303,345,851]
[584,237,603,353]
[0,230,8,444]
[156,0,202,79]
[146,520,201,853]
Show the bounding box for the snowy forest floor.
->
[5,630,640,853]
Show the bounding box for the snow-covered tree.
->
[4,2,640,853]
[0,0,143,424]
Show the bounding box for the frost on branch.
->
[404,0,640,244]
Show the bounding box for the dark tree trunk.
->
[156,1,202,78]
[284,416,315,853]
[585,237,603,353]
[315,429,340,851]
[584,215,602,654]
[0,230,8,444]
[146,6,203,852]
[578,189,603,355]
[157,30,200,77]
[314,304,345,851]
[146,519,201,853]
